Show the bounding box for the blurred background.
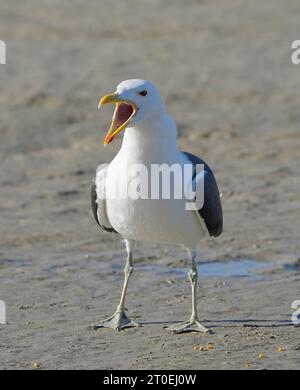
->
[0,0,299,369]
[0,0,299,260]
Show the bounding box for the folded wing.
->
[183,152,223,237]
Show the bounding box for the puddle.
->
[113,259,272,280]
[197,259,271,279]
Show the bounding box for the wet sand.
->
[0,0,299,369]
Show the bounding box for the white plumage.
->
[91,79,222,333]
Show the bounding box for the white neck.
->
[121,113,179,155]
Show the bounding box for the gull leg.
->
[92,240,141,331]
[165,249,212,334]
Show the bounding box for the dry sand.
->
[0,0,299,369]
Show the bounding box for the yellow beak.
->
[98,93,119,109]
[98,93,137,146]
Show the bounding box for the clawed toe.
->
[164,319,212,334]
[92,310,141,331]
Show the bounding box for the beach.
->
[0,0,299,369]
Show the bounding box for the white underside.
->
[96,118,206,249]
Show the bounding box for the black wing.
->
[91,178,118,234]
[183,152,223,237]
[91,179,101,227]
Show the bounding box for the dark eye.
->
[138,90,147,96]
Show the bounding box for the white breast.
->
[104,125,205,248]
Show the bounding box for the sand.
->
[0,0,299,369]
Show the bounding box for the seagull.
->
[91,79,223,333]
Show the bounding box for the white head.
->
[98,79,166,145]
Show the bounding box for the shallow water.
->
[113,259,272,280]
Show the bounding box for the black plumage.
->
[183,152,223,237]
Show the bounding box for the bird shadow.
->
[141,318,296,329]
[207,318,295,329]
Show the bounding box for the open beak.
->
[98,93,138,145]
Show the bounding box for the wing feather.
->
[183,152,223,237]
[91,166,118,234]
